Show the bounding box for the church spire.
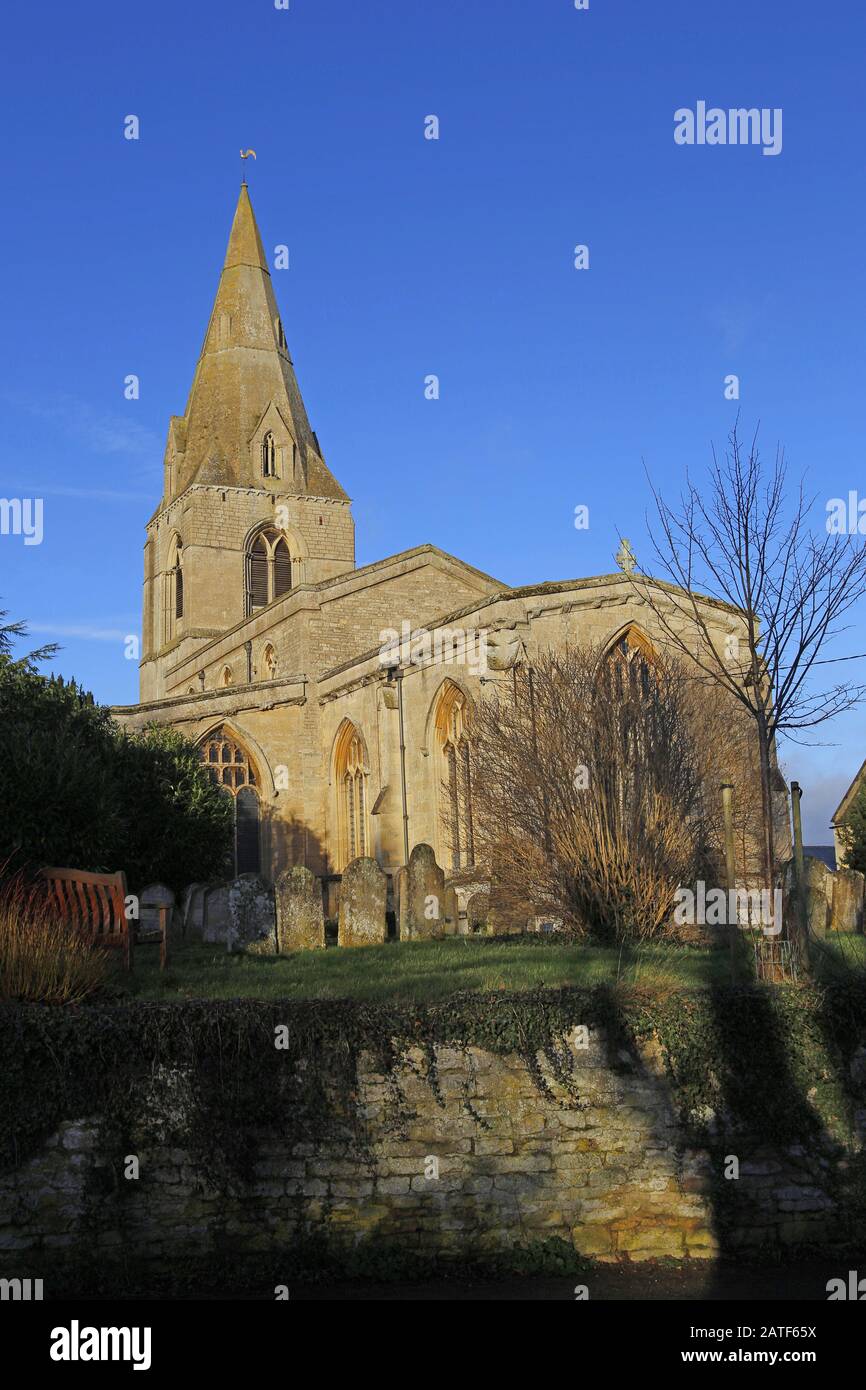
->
[222,180,270,274]
[162,183,347,504]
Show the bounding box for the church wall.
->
[125,580,757,891]
[306,566,497,678]
[318,585,753,878]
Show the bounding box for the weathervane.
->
[240,149,257,183]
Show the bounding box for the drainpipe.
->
[245,640,253,684]
[385,665,411,866]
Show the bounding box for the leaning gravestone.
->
[276,866,325,951]
[399,843,446,940]
[338,856,387,948]
[831,868,865,934]
[228,874,277,954]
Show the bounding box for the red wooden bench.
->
[39,867,134,971]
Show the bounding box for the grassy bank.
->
[122,935,739,1003]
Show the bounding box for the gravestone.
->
[784,856,834,937]
[182,883,208,941]
[228,874,277,954]
[831,868,865,934]
[139,884,176,940]
[487,883,525,936]
[338,856,387,948]
[202,884,230,943]
[399,843,446,940]
[276,866,325,951]
[465,887,490,934]
[444,884,462,935]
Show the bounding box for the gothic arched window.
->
[334,722,368,870]
[607,625,656,702]
[174,544,184,620]
[604,626,658,818]
[200,729,261,875]
[262,431,278,478]
[164,535,184,643]
[246,527,295,613]
[261,643,277,681]
[434,681,474,871]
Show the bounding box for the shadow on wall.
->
[590,975,861,1284]
[267,811,330,882]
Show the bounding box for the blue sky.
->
[0,0,863,840]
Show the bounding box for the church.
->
[113,184,744,907]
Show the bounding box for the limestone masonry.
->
[1,1033,859,1277]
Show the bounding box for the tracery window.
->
[434,681,474,870]
[200,730,261,875]
[604,626,659,820]
[608,625,656,702]
[334,722,368,869]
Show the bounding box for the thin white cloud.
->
[17,485,155,502]
[27,623,133,642]
[0,391,162,463]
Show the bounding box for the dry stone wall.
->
[0,1029,858,1285]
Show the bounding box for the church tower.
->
[139,183,355,701]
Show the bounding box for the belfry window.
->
[262,432,278,478]
[246,527,294,614]
[174,545,184,620]
[164,535,184,643]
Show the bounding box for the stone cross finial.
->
[615,538,636,574]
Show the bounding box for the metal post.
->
[721,783,737,979]
[790,781,810,972]
[396,668,410,867]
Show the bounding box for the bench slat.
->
[39,867,133,972]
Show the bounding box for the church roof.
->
[832,756,866,826]
[163,183,348,503]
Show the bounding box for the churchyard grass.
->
[811,931,866,980]
[123,935,739,1003]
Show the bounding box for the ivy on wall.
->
[2,983,866,1188]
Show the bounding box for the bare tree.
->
[469,643,733,942]
[628,424,866,919]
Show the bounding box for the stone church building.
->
[114,184,747,907]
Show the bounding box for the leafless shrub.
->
[469,643,757,943]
